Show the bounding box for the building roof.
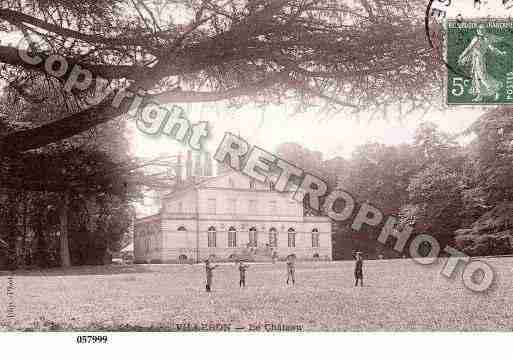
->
[162,170,236,200]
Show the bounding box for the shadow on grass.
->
[0,264,157,277]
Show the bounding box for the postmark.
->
[425,1,468,83]
[446,19,513,104]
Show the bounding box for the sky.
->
[129,102,488,217]
[130,102,485,162]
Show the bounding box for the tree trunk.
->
[59,191,71,267]
[6,191,18,270]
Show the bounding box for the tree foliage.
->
[452,107,513,255]
[277,114,513,259]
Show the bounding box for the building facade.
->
[134,170,332,263]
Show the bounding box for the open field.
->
[0,258,512,331]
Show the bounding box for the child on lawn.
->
[286,256,296,285]
[354,251,364,287]
[238,260,249,288]
[205,258,218,292]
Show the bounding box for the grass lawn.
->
[0,257,512,331]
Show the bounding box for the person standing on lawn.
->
[286,255,296,285]
[205,258,218,292]
[354,251,364,287]
[238,260,249,288]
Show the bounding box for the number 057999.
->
[76,335,108,344]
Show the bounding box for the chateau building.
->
[134,153,332,263]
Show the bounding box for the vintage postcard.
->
[1,0,513,355]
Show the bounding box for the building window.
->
[312,228,320,248]
[208,226,217,247]
[249,200,258,214]
[207,198,216,214]
[177,226,187,246]
[269,227,278,247]
[288,228,296,248]
[228,227,237,248]
[228,199,237,214]
[250,179,256,189]
[269,200,277,214]
[178,202,183,213]
[269,181,275,191]
[249,227,258,247]
[229,178,235,188]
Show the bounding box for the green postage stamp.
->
[446,19,513,105]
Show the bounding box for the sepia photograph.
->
[0,0,513,353]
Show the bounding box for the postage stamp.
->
[446,19,513,105]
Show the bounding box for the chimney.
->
[204,152,213,177]
[194,152,202,177]
[216,160,230,175]
[185,150,193,180]
[175,153,182,184]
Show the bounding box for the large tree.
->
[0,0,441,155]
[398,122,470,250]
[453,107,513,256]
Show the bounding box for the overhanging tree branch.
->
[0,0,440,155]
[0,45,146,80]
[0,8,155,49]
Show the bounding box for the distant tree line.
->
[276,108,513,260]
